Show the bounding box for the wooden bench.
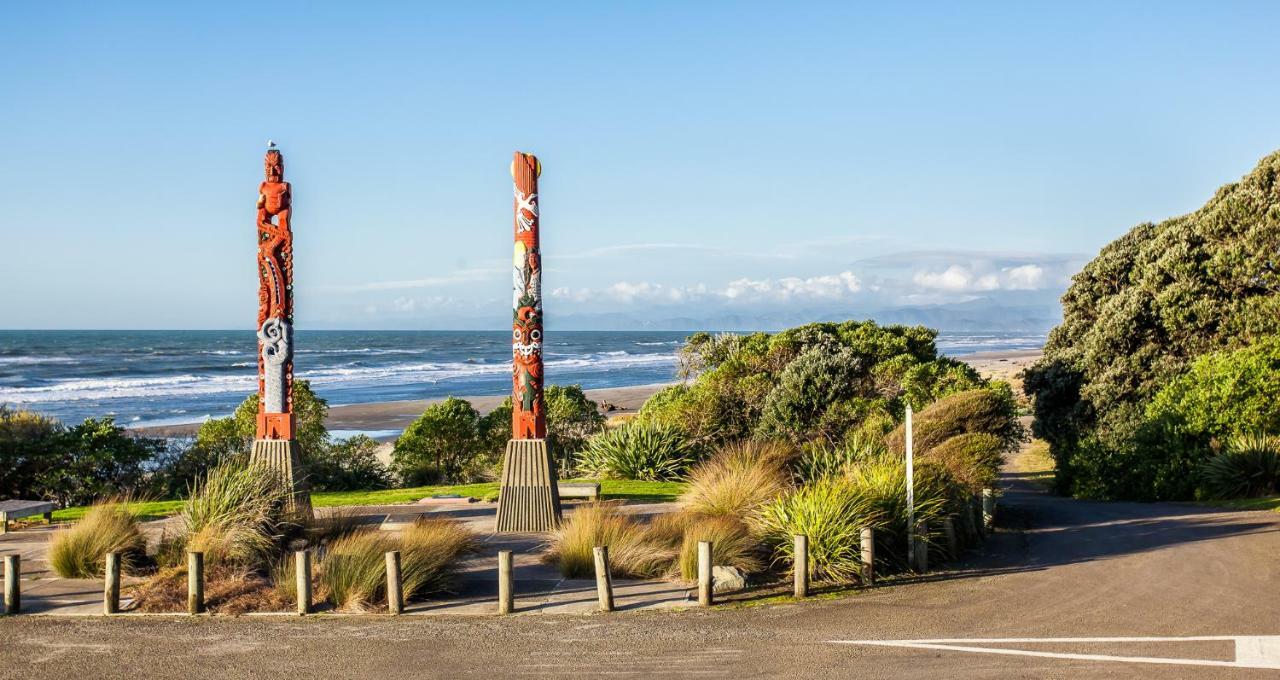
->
[0,500,55,534]
[557,482,601,501]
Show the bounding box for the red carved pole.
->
[511,151,545,439]
[256,143,295,441]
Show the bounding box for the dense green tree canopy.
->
[1026,150,1280,498]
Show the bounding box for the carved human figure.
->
[256,143,294,439]
[511,151,546,439]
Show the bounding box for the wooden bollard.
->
[943,516,958,559]
[497,550,514,615]
[385,550,403,615]
[697,540,713,606]
[104,552,121,615]
[4,554,19,615]
[914,522,929,573]
[793,534,809,598]
[295,550,312,615]
[860,527,875,585]
[187,551,204,615]
[593,546,614,612]
[972,494,986,539]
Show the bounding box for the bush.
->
[792,435,886,483]
[843,453,953,569]
[179,463,290,568]
[885,387,1023,456]
[923,433,1005,493]
[756,475,880,583]
[756,345,866,445]
[0,406,61,501]
[392,398,490,485]
[1026,150,1280,500]
[674,515,763,581]
[307,435,392,492]
[4,414,163,508]
[679,440,792,517]
[1146,339,1280,446]
[319,519,478,610]
[1199,433,1280,499]
[576,421,697,481]
[545,502,673,578]
[47,501,146,578]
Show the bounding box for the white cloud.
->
[912,263,1050,292]
[723,271,862,301]
[1004,264,1046,290]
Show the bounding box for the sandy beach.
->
[130,349,1043,440]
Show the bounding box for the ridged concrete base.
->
[250,438,311,517]
[495,439,561,533]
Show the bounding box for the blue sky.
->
[2,1,1278,330]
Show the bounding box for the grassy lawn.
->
[1200,495,1280,512]
[1007,439,1056,490]
[52,479,686,522]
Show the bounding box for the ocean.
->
[0,330,1044,428]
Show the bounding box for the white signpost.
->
[905,403,915,568]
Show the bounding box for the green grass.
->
[1200,495,1280,512]
[1008,439,1056,491]
[52,479,687,522]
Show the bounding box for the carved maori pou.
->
[511,151,545,439]
[256,143,295,440]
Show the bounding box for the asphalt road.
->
[4,464,1280,679]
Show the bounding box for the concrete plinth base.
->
[250,438,311,517]
[495,439,561,533]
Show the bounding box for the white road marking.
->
[831,635,1280,669]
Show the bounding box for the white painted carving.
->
[258,317,291,413]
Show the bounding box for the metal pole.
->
[905,403,915,568]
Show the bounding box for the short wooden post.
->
[43,511,53,524]
[0,515,8,536]
[972,494,986,539]
[982,488,996,529]
[793,534,809,598]
[104,552,121,615]
[697,540,713,606]
[860,527,875,585]
[593,546,614,612]
[943,516,958,558]
[295,550,312,615]
[187,551,204,615]
[385,550,403,615]
[4,555,19,614]
[497,550,514,615]
[914,522,929,573]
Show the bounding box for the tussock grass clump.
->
[546,502,673,578]
[577,421,697,481]
[48,501,146,578]
[674,515,764,581]
[318,519,478,610]
[179,463,290,568]
[756,475,880,583]
[1199,433,1280,499]
[680,440,792,518]
[793,435,886,483]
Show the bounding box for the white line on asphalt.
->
[830,635,1280,669]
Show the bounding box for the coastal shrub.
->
[178,463,290,568]
[674,515,764,581]
[20,416,162,508]
[47,501,146,578]
[576,421,697,481]
[318,519,478,610]
[0,406,62,501]
[792,435,887,484]
[393,398,489,485]
[843,453,952,569]
[1025,150,1280,500]
[478,385,606,476]
[679,440,792,517]
[1145,339,1280,446]
[307,435,393,492]
[756,475,880,583]
[756,345,867,445]
[1199,433,1280,499]
[922,433,1005,493]
[545,502,673,578]
[884,387,1023,456]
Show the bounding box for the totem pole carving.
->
[496,150,561,532]
[256,143,295,440]
[249,141,308,515]
[511,151,545,439]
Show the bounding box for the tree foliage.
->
[1026,150,1280,498]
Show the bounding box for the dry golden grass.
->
[673,514,764,581]
[679,440,793,518]
[47,501,146,579]
[318,518,478,611]
[130,565,288,615]
[545,502,674,578]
